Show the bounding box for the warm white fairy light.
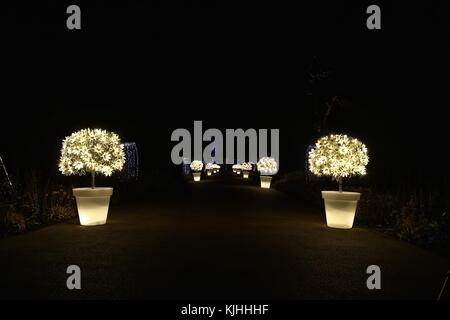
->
[257,157,278,175]
[212,164,220,173]
[241,163,251,179]
[205,163,220,170]
[59,128,125,177]
[232,164,243,170]
[308,134,369,181]
[190,160,204,172]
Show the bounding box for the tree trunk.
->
[91,171,95,189]
[338,177,343,192]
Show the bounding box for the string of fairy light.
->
[0,155,13,190]
[308,134,369,181]
[123,142,139,180]
[59,128,125,177]
[257,157,278,175]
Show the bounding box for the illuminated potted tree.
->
[205,163,214,176]
[190,160,203,181]
[241,162,252,179]
[232,164,242,175]
[59,128,125,226]
[257,157,278,188]
[308,134,369,229]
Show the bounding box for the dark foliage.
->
[274,171,450,256]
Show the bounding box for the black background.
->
[1,1,449,186]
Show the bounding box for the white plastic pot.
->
[243,171,249,179]
[206,169,212,176]
[73,187,113,226]
[193,172,201,181]
[260,175,272,188]
[321,191,361,229]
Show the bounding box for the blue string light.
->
[122,142,139,181]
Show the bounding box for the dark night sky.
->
[1,1,449,185]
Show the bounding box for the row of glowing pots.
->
[233,169,272,188]
[193,168,220,180]
[62,130,364,230]
[73,185,358,229]
[74,171,356,229]
[192,170,357,229]
[73,169,357,229]
[192,169,274,189]
[232,169,249,178]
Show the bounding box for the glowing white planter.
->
[206,170,212,176]
[321,191,361,229]
[193,172,201,181]
[236,170,241,175]
[243,171,249,179]
[73,187,113,226]
[260,176,272,189]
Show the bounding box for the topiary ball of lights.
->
[308,134,369,229]
[190,160,203,182]
[59,128,125,226]
[257,157,278,188]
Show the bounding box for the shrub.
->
[257,157,278,175]
[190,160,203,172]
[45,186,77,222]
[4,211,26,234]
[349,184,450,255]
[22,171,42,227]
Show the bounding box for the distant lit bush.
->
[257,157,278,175]
[190,160,203,172]
[241,162,252,171]
[205,163,216,170]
